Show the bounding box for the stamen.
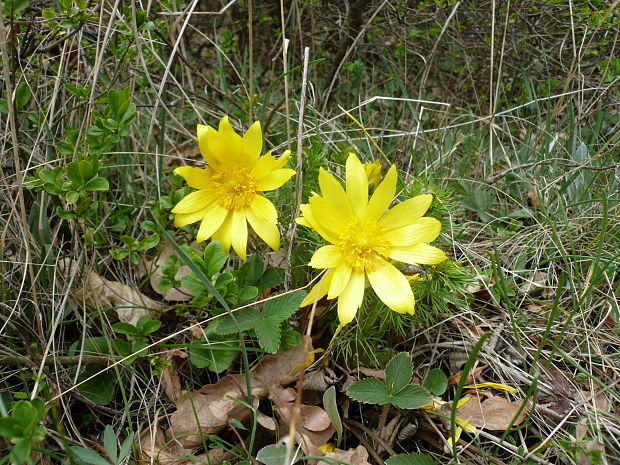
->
[212,166,257,209]
[337,219,389,272]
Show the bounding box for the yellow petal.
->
[456,417,477,434]
[345,153,368,217]
[251,151,277,179]
[195,203,229,243]
[171,190,217,214]
[174,210,206,228]
[383,217,441,246]
[301,270,334,307]
[327,262,352,299]
[366,165,396,221]
[379,194,433,230]
[246,207,280,251]
[274,150,291,169]
[318,444,335,454]
[218,116,243,164]
[297,202,340,244]
[197,124,222,166]
[230,209,248,260]
[463,383,518,394]
[250,195,277,223]
[255,168,296,191]
[212,212,233,254]
[318,167,354,218]
[308,245,343,269]
[242,120,262,164]
[367,257,415,314]
[307,196,348,240]
[387,243,447,265]
[174,166,213,190]
[337,271,365,325]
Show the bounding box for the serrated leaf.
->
[346,378,390,405]
[385,453,437,465]
[390,385,432,410]
[424,368,448,396]
[215,308,260,334]
[263,290,307,321]
[385,352,413,393]
[254,316,281,353]
[323,386,343,446]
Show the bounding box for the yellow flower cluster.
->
[172,116,447,326]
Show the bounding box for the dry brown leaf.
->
[159,350,187,404]
[269,385,335,457]
[168,338,312,448]
[317,445,372,465]
[61,258,162,325]
[454,395,530,430]
[448,365,487,386]
[148,244,193,302]
[357,367,386,380]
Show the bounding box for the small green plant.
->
[112,315,162,365]
[69,424,134,465]
[110,221,161,263]
[0,398,46,465]
[346,352,432,409]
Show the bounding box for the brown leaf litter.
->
[59,258,162,325]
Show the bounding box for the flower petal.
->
[205,117,244,166]
[337,272,365,325]
[296,203,340,244]
[212,212,233,254]
[246,207,280,251]
[174,210,206,228]
[328,262,352,299]
[274,150,291,169]
[308,245,343,269]
[255,168,296,191]
[242,120,262,164]
[171,190,217,214]
[345,153,368,217]
[196,203,229,243]
[251,151,275,179]
[249,195,277,223]
[307,196,348,240]
[318,168,354,218]
[230,209,248,260]
[174,166,213,190]
[387,243,447,265]
[301,269,334,307]
[383,217,441,246]
[367,257,415,315]
[366,165,397,221]
[197,124,222,166]
[379,194,433,230]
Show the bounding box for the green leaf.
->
[75,368,115,405]
[390,385,432,410]
[258,267,284,290]
[263,290,307,321]
[138,234,160,251]
[254,316,282,353]
[11,437,31,465]
[238,285,258,303]
[110,249,129,260]
[117,432,134,463]
[346,378,390,405]
[66,161,83,185]
[385,453,437,465]
[385,352,413,394]
[65,190,80,204]
[241,254,264,286]
[103,425,118,464]
[203,240,228,277]
[112,322,140,336]
[323,386,343,446]
[424,368,448,396]
[0,418,22,438]
[188,334,238,373]
[84,177,109,191]
[140,319,161,335]
[14,83,31,110]
[69,446,113,465]
[215,308,261,334]
[0,98,8,114]
[256,443,301,465]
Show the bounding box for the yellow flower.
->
[172,116,295,260]
[297,153,447,325]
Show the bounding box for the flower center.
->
[212,166,257,209]
[337,219,389,273]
